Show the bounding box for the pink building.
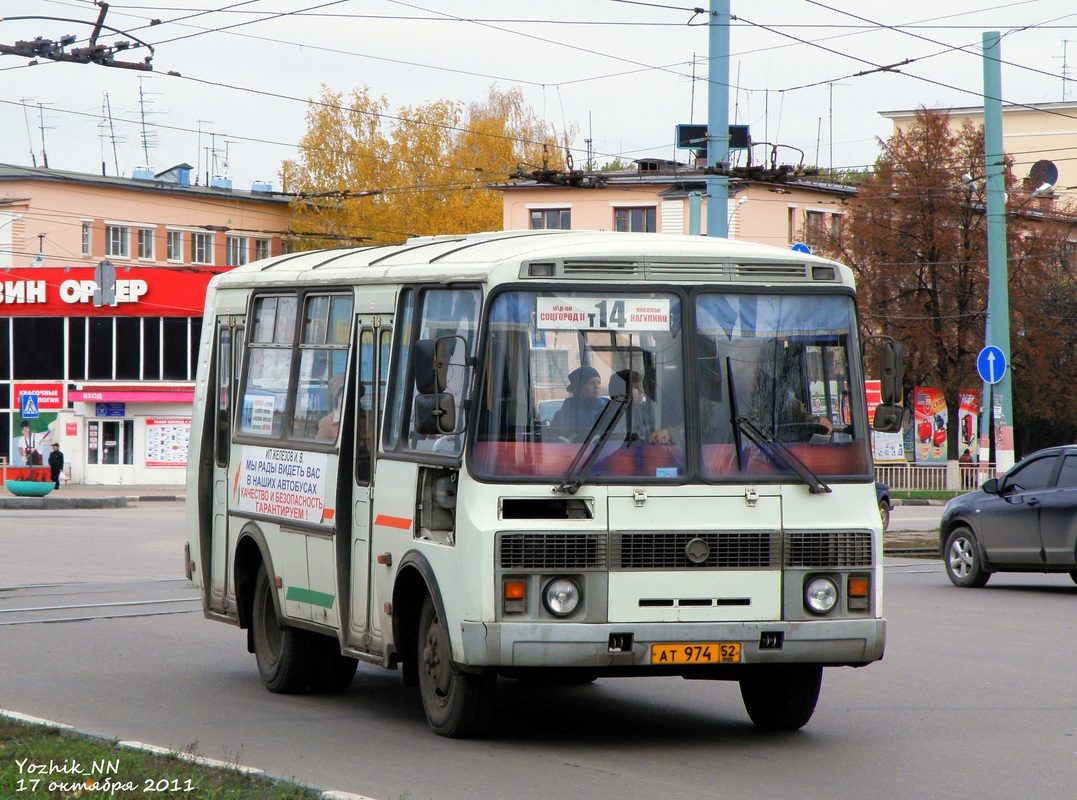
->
[499,159,852,249]
[0,163,293,485]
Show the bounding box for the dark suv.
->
[939,445,1077,587]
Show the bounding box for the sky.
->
[2,0,1076,193]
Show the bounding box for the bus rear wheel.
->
[252,564,312,694]
[739,665,822,731]
[417,594,493,738]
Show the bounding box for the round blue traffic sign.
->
[977,345,1007,384]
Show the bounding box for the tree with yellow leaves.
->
[281,85,572,247]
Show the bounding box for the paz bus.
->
[184,230,903,737]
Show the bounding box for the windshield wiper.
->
[555,395,629,494]
[734,416,832,494]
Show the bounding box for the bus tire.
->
[252,564,312,694]
[417,594,493,738]
[308,635,358,694]
[739,664,822,731]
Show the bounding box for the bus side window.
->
[214,325,232,467]
[356,327,375,485]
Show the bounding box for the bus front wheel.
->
[252,564,312,694]
[739,665,822,731]
[417,594,493,738]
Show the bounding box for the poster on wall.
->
[958,390,980,460]
[145,418,191,467]
[865,380,905,463]
[913,387,948,463]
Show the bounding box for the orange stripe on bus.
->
[374,514,413,530]
[323,508,335,520]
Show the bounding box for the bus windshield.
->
[471,289,871,483]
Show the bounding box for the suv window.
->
[1054,455,1077,488]
[1002,455,1057,493]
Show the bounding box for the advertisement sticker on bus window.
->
[234,445,330,524]
[536,297,671,332]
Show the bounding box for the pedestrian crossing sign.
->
[20,392,40,419]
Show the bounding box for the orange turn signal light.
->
[504,580,527,600]
[847,577,870,597]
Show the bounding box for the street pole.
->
[706,0,730,238]
[982,31,1015,474]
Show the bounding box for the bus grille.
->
[784,531,873,567]
[498,533,607,570]
[611,531,776,570]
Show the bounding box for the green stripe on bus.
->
[285,586,336,609]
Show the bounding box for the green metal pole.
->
[983,31,1014,474]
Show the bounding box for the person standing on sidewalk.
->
[48,442,64,490]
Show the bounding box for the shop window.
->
[116,317,141,379]
[0,318,10,379]
[13,318,63,379]
[68,319,86,380]
[163,318,191,380]
[88,318,114,379]
[143,318,162,380]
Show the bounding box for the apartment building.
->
[0,163,293,485]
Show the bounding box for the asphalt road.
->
[2,503,1074,800]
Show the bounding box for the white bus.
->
[185,230,902,737]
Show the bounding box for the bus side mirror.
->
[415,393,456,435]
[414,338,448,394]
[872,339,904,433]
[872,402,904,433]
[880,340,903,405]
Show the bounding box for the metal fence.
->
[874,461,989,492]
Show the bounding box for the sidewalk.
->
[0,483,185,509]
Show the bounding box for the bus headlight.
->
[543,578,581,617]
[804,576,838,615]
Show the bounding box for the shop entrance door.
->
[85,419,135,484]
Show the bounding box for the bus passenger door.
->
[209,319,241,613]
[346,322,389,649]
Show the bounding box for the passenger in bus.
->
[550,366,608,442]
[316,373,345,441]
[608,369,670,445]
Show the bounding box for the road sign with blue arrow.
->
[977,345,1007,384]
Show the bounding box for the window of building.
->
[529,209,571,230]
[137,227,155,260]
[787,207,797,244]
[81,222,92,256]
[614,207,656,233]
[167,230,183,262]
[804,210,828,247]
[191,232,213,265]
[105,225,129,259]
[226,235,249,266]
[254,238,271,261]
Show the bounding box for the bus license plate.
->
[651,642,741,664]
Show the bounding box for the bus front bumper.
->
[459,618,886,669]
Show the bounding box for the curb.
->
[0,495,185,509]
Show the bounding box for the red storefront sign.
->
[13,382,66,410]
[0,266,227,317]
